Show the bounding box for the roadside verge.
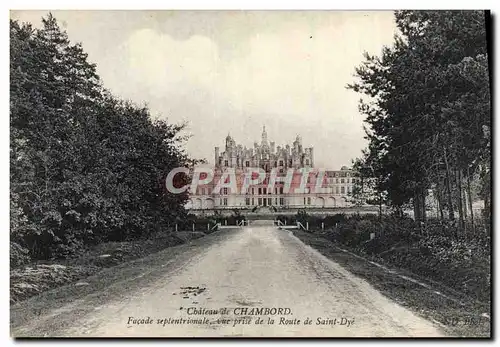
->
[10,229,238,337]
[292,230,491,338]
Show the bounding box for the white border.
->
[3,2,498,347]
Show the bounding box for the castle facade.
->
[186,127,355,212]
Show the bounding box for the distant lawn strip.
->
[292,230,491,338]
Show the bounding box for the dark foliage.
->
[10,15,196,262]
[347,11,491,227]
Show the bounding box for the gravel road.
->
[19,221,446,337]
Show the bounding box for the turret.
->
[261,125,268,145]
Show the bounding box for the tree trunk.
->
[397,206,403,218]
[413,192,421,223]
[421,188,427,223]
[436,187,444,220]
[482,165,491,220]
[420,188,427,235]
[378,186,382,222]
[443,148,455,220]
[462,188,468,219]
[467,166,474,232]
[457,169,464,232]
[435,190,440,219]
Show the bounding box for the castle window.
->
[279,160,284,166]
[274,161,277,167]
[307,197,311,205]
[245,198,250,206]
[341,178,345,183]
[279,168,284,173]
[252,198,255,205]
[245,161,250,167]
[303,197,306,205]
[223,187,228,195]
[341,186,345,194]
[289,159,292,166]
[336,186,340,194]
[258,198,262,205]
[223,198,228,206]
[306,159,310,165]
[224,160,228,166]
[258,188,262,195]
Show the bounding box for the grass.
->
[10,230,211,305]
[292,230,491,338]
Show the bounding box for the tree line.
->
[348,10,491,232]
[10,14,195,262]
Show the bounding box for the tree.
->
[347,11,490,230]
[10,14,197,260]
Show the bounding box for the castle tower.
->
[261,125,268,145]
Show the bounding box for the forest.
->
[10,14,196,264]
[348,11,491,232]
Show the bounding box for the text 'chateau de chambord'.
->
[186,127,356,212]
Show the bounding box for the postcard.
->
[9,10,491,338]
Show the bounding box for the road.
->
[18,221,445,337]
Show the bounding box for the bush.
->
[176,214,218,232]
[10,242,30,268]
[276,214,296,225]
[10,16,194,262]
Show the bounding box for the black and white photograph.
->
[8,9,492,338]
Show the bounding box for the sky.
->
[10,10,398,169]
